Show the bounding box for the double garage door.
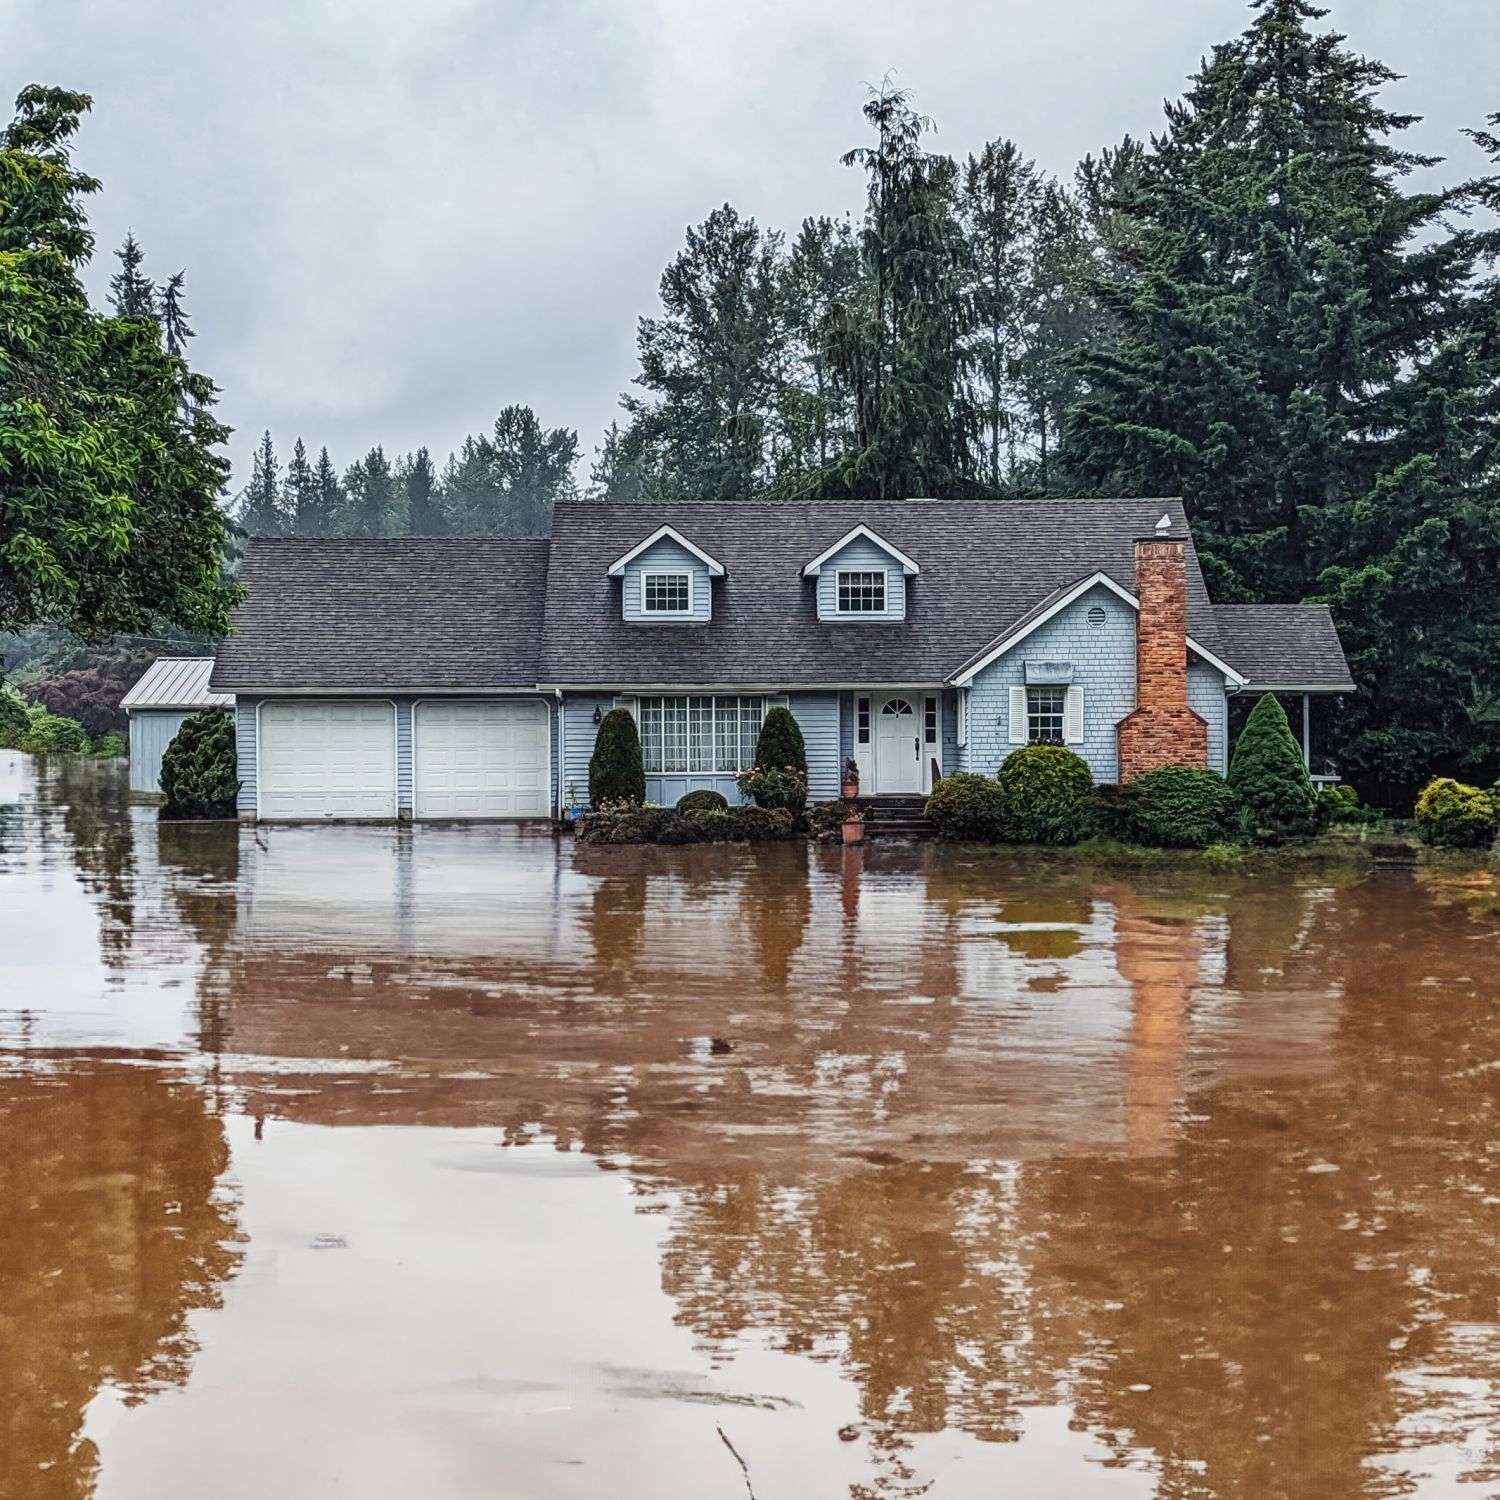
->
[257,700,548,820]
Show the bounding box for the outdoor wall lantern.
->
[593,705,603,724]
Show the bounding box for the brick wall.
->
[1116,539,1207,780]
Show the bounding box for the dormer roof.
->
[801,525,920,578]
[606,524,725,578]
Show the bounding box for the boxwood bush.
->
[1414,777,1497,848]
[1228,694,1317,841]
[676,788,728,813]
[994,744,1094,845]
[159,706,239,819]
[589,707,646,806]
[925,772,1005,841]
[1127,766,1238,848]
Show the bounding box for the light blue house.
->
[211,499,1353,821]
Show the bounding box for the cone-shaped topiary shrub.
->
[1227,694,1317,841]
[925,773,1006,841]
[159,706,239,818]
[589,707,646,806]
[753,706,807,778]
[1415,777,1497,848]
[1128,766,1238,848]
[994,744,1094,845]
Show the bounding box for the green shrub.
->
[682,807,733,842]
[807,799,850,838]
[94,730,129,758]
[0,687,28,748]
[1318,783,1382,829]
[1127,766,1238,848]
[1227,694,1317,841]
[994,744,1094,845]
[1090,781,1141,840]
[575,802,795,845]
[159,706,239,819]
[18,709,90,754]
[576,804,666,844]
[925,773,1005,841]
[725,806,796,842]
[676,788,728,814]
[589,707,646,807]
[735,764,808,816]
[1414,777,1497,848]
[754,705,806,778]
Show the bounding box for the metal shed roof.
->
[121,657,234,711]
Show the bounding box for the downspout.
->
[555,688,565,821]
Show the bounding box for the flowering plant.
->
[735,763,808,814]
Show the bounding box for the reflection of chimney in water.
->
[1111,895,1199,1157]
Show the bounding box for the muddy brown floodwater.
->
[5,755,1500,1498]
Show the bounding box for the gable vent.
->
[1087,606,1107,629]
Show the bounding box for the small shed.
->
[121,658,233,794]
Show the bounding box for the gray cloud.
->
[6,0,1496,491]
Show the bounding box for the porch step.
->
[856,795,935,840]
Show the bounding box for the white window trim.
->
[802,525,920,577]
[635,693,769,775]
[834,567,891,617]
[607,524,725,577]
[639,569,694,616]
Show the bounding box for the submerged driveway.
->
[2,750,1498,1499]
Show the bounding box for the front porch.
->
[846,689,950,799]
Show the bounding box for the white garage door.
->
[259,700,397,820]
[415,700,550,819]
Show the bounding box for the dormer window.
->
[642,571,692,615]
[837,570,887,614]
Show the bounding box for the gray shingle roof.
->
[121,656,233,710]
[540,497,1218,686]
[211,538,550,690]
[1211,604,1355,691]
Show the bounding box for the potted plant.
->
[842,757,860,800]
[842,804,867,845]
[564,780,587,823]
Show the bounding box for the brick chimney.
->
[1116,535,1208,781]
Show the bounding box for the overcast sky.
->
[6,1,1497,493]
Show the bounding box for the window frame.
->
[834,568,888,616]
[639,569,694,617]
[1026,685,1066,745]
[637,695,766,774]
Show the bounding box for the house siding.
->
[620,538,713,623]
[964,582,1136,783]
[788,692,839,802]
[815,537,907,622]
[128,710,192,795]
[1188,661,1229,776]
[235,698,259,814]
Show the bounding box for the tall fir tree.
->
[236,431,284,536]
[339,446,402,538]
[107,230,157,320]
[401,446,444,535]
[440,407,578,534]
[281,438,318,535]
[1056,0,1493,787]
[309,446,341,537]
[620,204,782,502]
[817,83,979,500]
[588,421,644,502]
[159,269,193,358]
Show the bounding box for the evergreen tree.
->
[310,446,342,537]
[339,446,402,538]
[588,421,644,502]
[620,204,782,501]
[817,82,979,500]
[440,407,577,534]
[961,139,1041,487]
[107,230,156,320]
[159,269,193,358]
[1056,0,1494,787]
[281,438,318,535]
[1228,694,1318,840]
[236,430,284,536]
[401,446,444,535]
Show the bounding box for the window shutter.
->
[1064,686,1084,745]
[1008,686,1027,745]
[611,696,637,721]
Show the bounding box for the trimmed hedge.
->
[807,799,850,838]
[676,788,729,813]
[590,707,646,806]
[1127,766,1238,849]
[576,803,796,844]
[925,773,1005,841]
[995,744,1094,845]
[159,706,238,818]
[754,705,807,778]
[1228,694,1317,841]
[1415,777,1497,848]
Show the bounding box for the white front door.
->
[258,700,397,820]
[415,700,550,819]
[875,696,921,794]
